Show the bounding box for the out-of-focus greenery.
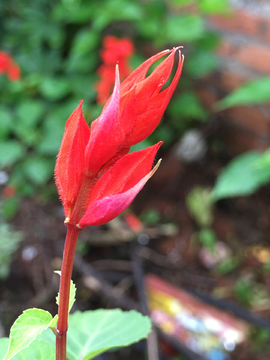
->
[0,0,228,217]
[0,224,23,278]
[212,150,270,201]
[216,76,270,110]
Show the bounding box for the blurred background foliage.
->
[0,0,230,218]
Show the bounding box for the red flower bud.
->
[55,48,183,227]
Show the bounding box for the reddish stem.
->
[56,224,80,360]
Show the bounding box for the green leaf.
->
[186,186,213,227]
[198,228,217,252]
[40,309,151,360]
[169,92,208,122]
[160,14,204,44]
[0,141,25,169]
[0,338,55,360]
[40,77,71,100]
[186,50,219,78]
[72,30,99,55]
[22,156,53,185]
[3,309,53,360]
[212,151,270,200]
[16,100,45,128]
[217,76,270,110]
[198,0,230,14]
[0,106,13,140]
[55,271,76,313]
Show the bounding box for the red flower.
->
[95,36,134,104]
[0,51,21,81]
[55,48,183,228]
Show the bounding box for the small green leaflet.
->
[3,273,76,360]
[0,338,55,360]
[55,270,76,313]
[39,309,152,360]
[3,309,54,360]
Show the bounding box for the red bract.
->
[55,48,183,229]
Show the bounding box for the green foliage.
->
[39,309,151,360]
[2,309,151,360]
[211,151,270,201]
[198,228,217,252]
[186,186,213,227]
[55,271,77,314]
[0,0,228,205]
[0,224,23,278]
[140,208,161,225]
[3,308,54,360]
[216,76,270,110]
[0,339,55,360]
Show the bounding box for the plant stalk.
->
[56,224,80,360]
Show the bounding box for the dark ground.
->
[1,144,270,360]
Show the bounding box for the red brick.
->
[195,87,218,110]
[222,106,270,134]
[218,40,270,73]
[208,10,270,43]
[218,121,270,154]
[219,70,249,92]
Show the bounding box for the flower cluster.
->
[0,51,20,81]
[95,35,134,104]
[55,48,183,229]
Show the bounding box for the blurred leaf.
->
[169,92,208,122]
[0,141,25,169]
[217,257,239,275]
[198,0,230,14]
[186,186,213,227]
[199,228,217,252]
[140,209,161,225]
[234,278,251,307]
[186,50,219,78]
[0,224,23,278]
[0,106,13,140]
[72,30,99,55]
[66,52,99,73]
[22,156,53,185]
[217,76,270,110]
[40,77,71,100]
[1,197,20,220]
[17,100,44,125]
[212,151,270,201]
[160,14,204,44]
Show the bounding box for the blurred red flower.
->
[0,51,21,81]
[95,36,134,104]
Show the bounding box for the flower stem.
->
[56,224,80,360]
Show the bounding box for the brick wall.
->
[197,0,270,154]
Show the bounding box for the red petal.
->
[124,50,184,146]
[87,141,162,206]
[120,49,174,94]
[78,159,161,227]
[85,66,125,175]
[55,101,90,216]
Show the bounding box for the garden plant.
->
[0,47,183,360]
